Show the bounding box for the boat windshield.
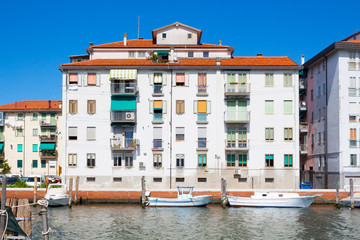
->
[177,187,194,195]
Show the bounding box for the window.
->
[176,127,185,141]
[176,178,185,182]
[33,128,38,136]
[188,51,194,58]
[17,113,24,120]
[284,74,292,87]
[284,154,293,167]
[194,100,209,121]
[87,73,96,86]
[198,73,207,94]
[86,177,95,182]
[284,128,293,141]
[87,127,96,141]
[311,112,314,123]
[318,86,321,97]
[68,153,77,167]
[153,73,163,94]
[162,33,166,38]
[32,113,38,120]
[311,134,314,146]
[238,127,247,148]
[323,107,326,119]
[113,153,122,167]
[17,144,23,152]
[265,178,274,183]
[69,100,78,114]
[129,51,135,58]
[4,113,8,120]
[138,52,145,58]
[265,74,274,87]
[227,127,236,148]
[238,178,247,183]
[32,160,38,168]
[32,144,38,152]
[265,128,274,141]
[349,52,356,70]
[153,154,162,168]
[152,100,165,121]
[198,138,207,148]
[318,109,321,122]
[239,154,247,167]
[87,153,96,167]
[284,100,293,114]
[198,127,207,148]
[176,100,185,114]
[41,160,46,168]
[310,68,313,77]
[350,116,356,122]
[69,73,78,84]
[323,83,326,95]
[349,102,357,116]
[176,154,184,167]
[265,100,274,114]
[17,160,22,168]
[227,154,235,167]
[350,154,357,166]
[198,178,207,182]
[153,178,162,182]
[68,126,78,140]
[350,128,357,147]
[318,132,321,145]
[16,128,23,137]
[87,100,96,114]
[176,73,185,86]
[125,154,133,167]
[203,52,209,58]
[153,127,162,149]
[311,89,314,101]
[265,154,274,167]
[349,77,356,96]
[187,33,192,39]
[198,154,207,167]
[113,177,122,182]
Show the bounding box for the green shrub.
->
[6,180,30,188]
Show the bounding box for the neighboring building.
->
[301,32,360,188]
[0,101,62,176]
[59,22,300,190]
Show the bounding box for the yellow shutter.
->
[198,100,207,113]
[154,100,163,109]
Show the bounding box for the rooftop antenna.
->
[138,16,140,39]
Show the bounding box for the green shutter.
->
[238,101,247,121]
[198,154,202,165]
[32,144,38,152]
[17,160,22,168]
[42,114,46,120]
[227,101,236,120]
[17,144,23,152]
[289,155,293,166]
[111,96,137,111]
[284,155,288,166]
[265,100,274,114]
[284,100,293,114]
[33,160,38,168]
[50,114,56,125]
[41,160,46,168]
[227,128,235,141]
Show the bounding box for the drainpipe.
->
[169,69,173,189]
[324,57,328,189]
[23,112,26,176]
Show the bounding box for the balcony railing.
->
[299,101,307,111]
[224,83,251,96]
[39,120,57,126]
[40,151,57,159]
[299,80,306,90]
[111,82,137,95]
[0,135,4,141]
[300,144,307,154]
[197,85,207,94]
[153,85,163,94]
[349,139,357,148]
[197,113,207,122]
[39,135,57,142]
[300,123,308,133]
[111,111,136,123]
[226,140,248,150]
[111,138,137,150]
[152,139,163,151]
[224,111,250,123]
[154,113,163,122]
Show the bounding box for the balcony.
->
[40,151,57,159]
[39,135,57,142]
[299,101,307,112]
[349,140,357,148]
[111,82,138,95]
[111,138,137,151]
[152,139,163,151]
[224,83,251,97]
[39,119,57,127]
[226,140,249,151]
[111,111,136,123]
[299,80,306,90]
[300,123,308,133]
[224,111,250,124]
[300,144,307,155]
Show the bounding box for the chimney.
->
[89,42,93,48]
[124,33,127,46]
[301,54,305,65]
[257,53,262,56]
[219,40,222,46]
[48,100,51,109]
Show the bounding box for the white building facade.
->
[60,22,300,190]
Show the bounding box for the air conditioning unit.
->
[40,120,46,125]
[234,170,241,175]
[125,112,135,120]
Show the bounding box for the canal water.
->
[30,204,359,239]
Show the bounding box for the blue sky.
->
[0,0,359,104]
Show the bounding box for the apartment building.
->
[301,31,360,188]
[0,101,62,176]
[59,22,300,190]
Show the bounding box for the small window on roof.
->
[187,33,192,39]
[188,52,194,58]
[203,52,209,58]
[162,33,166,38]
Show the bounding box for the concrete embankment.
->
[2,188,350,204]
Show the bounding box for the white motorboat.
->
[44,183,70,206]
[227,192,320,208]
[146,186,213,207]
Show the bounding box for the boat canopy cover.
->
[5,206,27,236]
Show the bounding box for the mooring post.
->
[75,176,79,204]
[350,178,354,209]
[68,177,73,208]
[40,202,49,240]
[141,176,146,207]
[336,179,339,204]
[0,176,7,237]
[45,177,49,194]
[34,176,38,206]
[221,178,227,208]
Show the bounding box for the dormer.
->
[152,22,202,45]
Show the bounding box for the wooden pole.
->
[40,202,49,240]
[45,177,49,194]
[0,176,7,237]
[350,178,354,209]
[33,176,38,206]
[141,176,146,207]
[221,178,228,208]
[336,179,339,204]
[68,176,73,208]
[75,176,79,204]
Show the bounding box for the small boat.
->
[339,193,360,207]
[227,192,320,208]
[146,186,213,207]
[44,183,70,206]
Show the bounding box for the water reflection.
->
[30,205,359,239]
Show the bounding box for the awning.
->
[157,51,168,56]
[111,96,136,111]
[39,143,55,151]
[0,143,3,151]
[110,69,137,80]
[111,123,135,127]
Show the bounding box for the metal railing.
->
[349,139,357,148]
[300,144,307,153]
[299,80,306,89]
[224,83,251,94]
[39,120,57,126]
[197,113,207,122]
[111,138,136,149]
[224,111,250,122]
[153,85,163,94]
[40,151,57,158]
[300,123,308,132]
[111,82,137,94]
[153,139,163,149]
[154,113,163,121]
[111,111,136,122]
[197,85,207,94]
[39,135,57,141]
[226,140,248,149]
[299,101,307,110]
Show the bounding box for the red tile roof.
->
[0,100,62,111]
[61,56,297,67]
[93,39,229,48]
[341,40,360,43]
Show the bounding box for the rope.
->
[37,199,49,208]
[42,227,52,236]
[0,210,8,240]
